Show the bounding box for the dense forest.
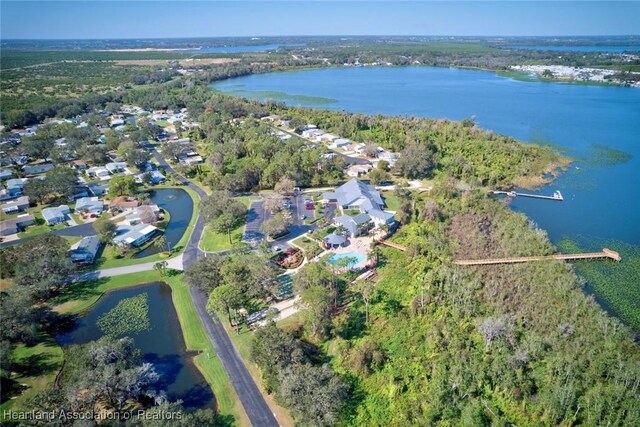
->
[245,188,640,426]
[274,107,566,188]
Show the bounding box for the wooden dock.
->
[375,239,406,251]
[491,190,563,201]
[454,248,621,266]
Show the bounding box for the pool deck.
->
[329,235,374,268]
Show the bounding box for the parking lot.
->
[242,199,268,243]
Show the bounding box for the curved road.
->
[150,147,279,427]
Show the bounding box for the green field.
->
[199,196,258,253]
[0,334,64,415]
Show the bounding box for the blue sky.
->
[1,1,638,39]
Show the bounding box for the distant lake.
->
[57,282,214,410]
[211,67,640,245]
[178,44,300,53]
[505,45,640,53]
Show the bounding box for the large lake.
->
[504,45,640,53]
[177,43,300,54]
[211,67,640,246]
[212,66,640,325]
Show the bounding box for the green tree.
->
[153,260,168,276]
[274,176,296,195]
[22,136,54,161]
[108,175,137,198]
[36,336,161,414]
[207,284,243,326]
[277,363,348,426]
[118,140,150,167]
[251,323,307,393]
[93,218,117,243]
[184,255,225,293]
[3,234,75,300]
[201,191,246,244]
[299,285,333,338]
[153,235,168,252]
[368,167,391,185]
[394,144,436,179]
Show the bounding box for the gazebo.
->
[323,233,347,249]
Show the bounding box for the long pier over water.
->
[454,248,621,266]
[491,190,564,201]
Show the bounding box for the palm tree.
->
[153,260,168,276]
[153,235,168,252]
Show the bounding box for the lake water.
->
[135,188,193,258]
[505,45,640,53]
[212,66,640,326]
[57,282,214,410]
[212,67,640,246]
[177,44,299,54]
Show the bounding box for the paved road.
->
[52,222,96,237]
[150,146,279,427]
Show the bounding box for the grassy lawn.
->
[17,214,67,238]
[199,196,258,253]
[51,271,249,425]
[343,208,361,216]
[91,244,170,270]
[0,334,64,417]
[380,191,401,212]
[154,119,170,127]
[292,235,323,258]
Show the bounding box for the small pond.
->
[56,282,214,410]
[134,188,193,258]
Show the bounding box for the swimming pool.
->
[328,252,366,267]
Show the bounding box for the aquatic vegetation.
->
[96,293,151,337]
[229,89,337,104]
[586,144,633,166]
[558,236,640,330]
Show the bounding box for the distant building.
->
[87,182,110,196]
[86,167,111,181]
[323,178,395,237]
[5,178,28,197]
[112,223,159,247]
[105,162,127,174]
[0,214,35,236]
[68,236,103,264]
[346,164,372,178]
[0,196,30,214]
[41,205,70,225]
[22,163,54,176]
[377,151,399,167]
[125,204,160,225]
[0,169,13,180]
[75,197,104,215]
[135,170,165,185]
[177,151,203,166]
[109,196,139,211]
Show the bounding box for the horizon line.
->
[3,34,640,42]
